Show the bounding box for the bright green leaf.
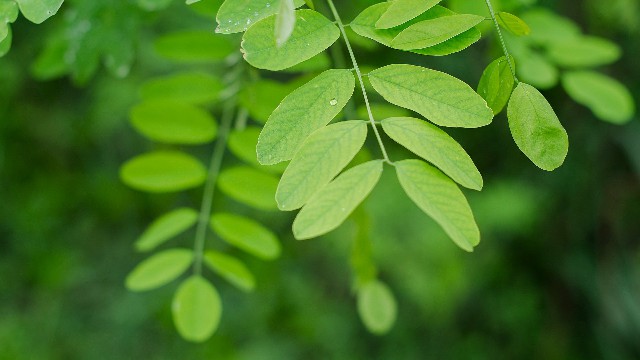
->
[303,0,313,10]
[140,72,223,105]
[395,159,479,251]
[293,160,383,240]
[203,250,256,292]
[410,28,481,56]
[375,0,442,29]
[382,117,482,190]
[257,69,355,164]
[217,166,279,210]
[275,0,295,46]
[477,56,516,115]
[497,12,531,36]
[276,121,368,211]
[507,82,569,171]
[172,275,221,342]
[520,8,580,45]
[120,151,206,193]
[0,24,10,57]
[546,36,621,68]
[154,30,235,62]
[216,0,305,34]
[135,208,199,252]
[210,213,281,259]
[0,1,19,23]
[227,127,287,173]
[391,14,484,50]
[514,50,558,89]
[130,101,217,145]
[15,0,63,24]
[562,71,635,124]
[239,79,295,123]
[125,248,193,291]
[368,64,493,128]
[357,280,397,335]
[241,9,339,71]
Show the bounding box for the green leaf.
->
[368,64,493,128]
[210,213,281,260]
[546,36,621,68]
[520,8,580,45]
[135,208,199,252]
[293,160,383,240]
[120,151,207,193]
[275,0,295,46]
[390,14,484,50]
[375,0,442,29]
[410,28,481,56]
[562,71,635,124]
[395,159,479,251]
[203,250,256,292]
[217,166,279,210]
[477,56,516,115]
[125,248,193,291]
[241,9,339,71]
[0,25,10,57]
[216,0,305,34]
[185,0,200,4]
[172,275,221,342]
[140,72,223,105]
[15,0,63,24]
[0,22,7,43]
[239,79,295,123]
[382,117,482,190]
[507,83,568,171]
[497,12,531,36]
[256,69,355,164]
[276,121,368,211]
[130,101,217,145]
[154,30,235,62]
[0,1,19,23]
[514,50,558,89]
[357,280,397,335]
[227,127,287,173]
[303,0,313,10]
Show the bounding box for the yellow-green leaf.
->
[217,166,279,210]
[135,208,199,252]
[154,30,235,62]
[210,213,281,260]
[203,250,256,292]
[275,0,295,46]
[216,0,305,34]
[172,275,221,342]
[375,0,442,29]
[477,56,516,115]
[15,0,62,24]
[357,280,397,335]
[390,13,484,50]
[140,72,223,105]
[125,248,193,291]
[227,127,287,173]
[497,12,531,36]
[546,36,621,68]
[120,151,207,193]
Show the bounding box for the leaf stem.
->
[483,0,519,83]
[326,0,391,164]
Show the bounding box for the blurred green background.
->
[1,0,639,358]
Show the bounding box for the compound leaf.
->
[357,280,397,335]
[395,159,479,251]
[135,208,199,252]
[120,151,206,193]
[210,213,281,260]
[203,250,256,292]
[507,82,568,171]
[172,275,221,342]
[125,248,193,291]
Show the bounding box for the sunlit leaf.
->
[477,56,515,115]
[276,121,368,211]
[382,117,482,190]
[203,250,256,292]
[241,9,339,70]
[395,159,479,251]
[210,213,281,259]
[0,25,10,56]
[120,151,207,193]
[390,14,484,50]
[357,280,397,335]
[135,208,199,252]
[140,72,223,105]
[256,69,355,164]
[497,12,530,36]
[507,83,568,171]
[154,30,235,62]
[375,0,441,29]
[216,0,305,34]
[368,64,493,128]
[125,248,193,291]
[0,1,19,23]
[130,100,217,145]
[15,0,63,24]
[217,166,279,210]
[293,160,383,240]
[172,275,221,342]
[562,71,635,124]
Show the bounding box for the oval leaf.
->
[210,213,281,260]
[368,64,493,128]
[135,208,199,252]
[477,56,516,115]
[125,248,193,291]
[382,117,482,190]
[172,275,221,342]
[391,14,484,50]
[130,101,217,144]
[410,28,481,57]
[16,0,63,24]
[227,127,287,173]
[276,121,368,211]
[375,0,442,29]
[217,166,279,210]
[357,280,397,335]
[275,0,295,46]
[140,72,223,105]
[507,83,569,171]
[1,1,19,23]
[203,250,256,292]
[120,151,207,193]
[497,12,531,36]
[562,71,635,124]
[293,160,383,240]
[395,159,479,251]
[154,30,235,62]
[546,36,621,68]
[216,0,305,34]
[257,69,355,165]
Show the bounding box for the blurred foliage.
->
[1,0,639,358]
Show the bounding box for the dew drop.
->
[329,99,338,106]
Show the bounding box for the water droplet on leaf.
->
[329,99,338,106]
